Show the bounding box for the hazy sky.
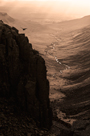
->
[0,0,90,20]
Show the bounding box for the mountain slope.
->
[57,25,90,119]
[47,15,90,32]
[0,12,15,23]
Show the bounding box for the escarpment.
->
[0,20,52,129]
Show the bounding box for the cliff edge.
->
[0,20,52,130]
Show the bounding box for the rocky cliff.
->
[0,20,52,130]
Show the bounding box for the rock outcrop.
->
[71,119,90,136]
[0,20,52,129]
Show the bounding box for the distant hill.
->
[0,12,49,34]
[48,15,90,32]
[0,12,15,24]
[0,11,90,32]
[61,15,90,26]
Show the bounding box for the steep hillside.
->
[59,25,90,114]
[52,25,90,136]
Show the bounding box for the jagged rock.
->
[0,21,52,129]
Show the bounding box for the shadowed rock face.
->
[0,20,52,129]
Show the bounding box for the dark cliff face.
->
[0,20,52,129]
